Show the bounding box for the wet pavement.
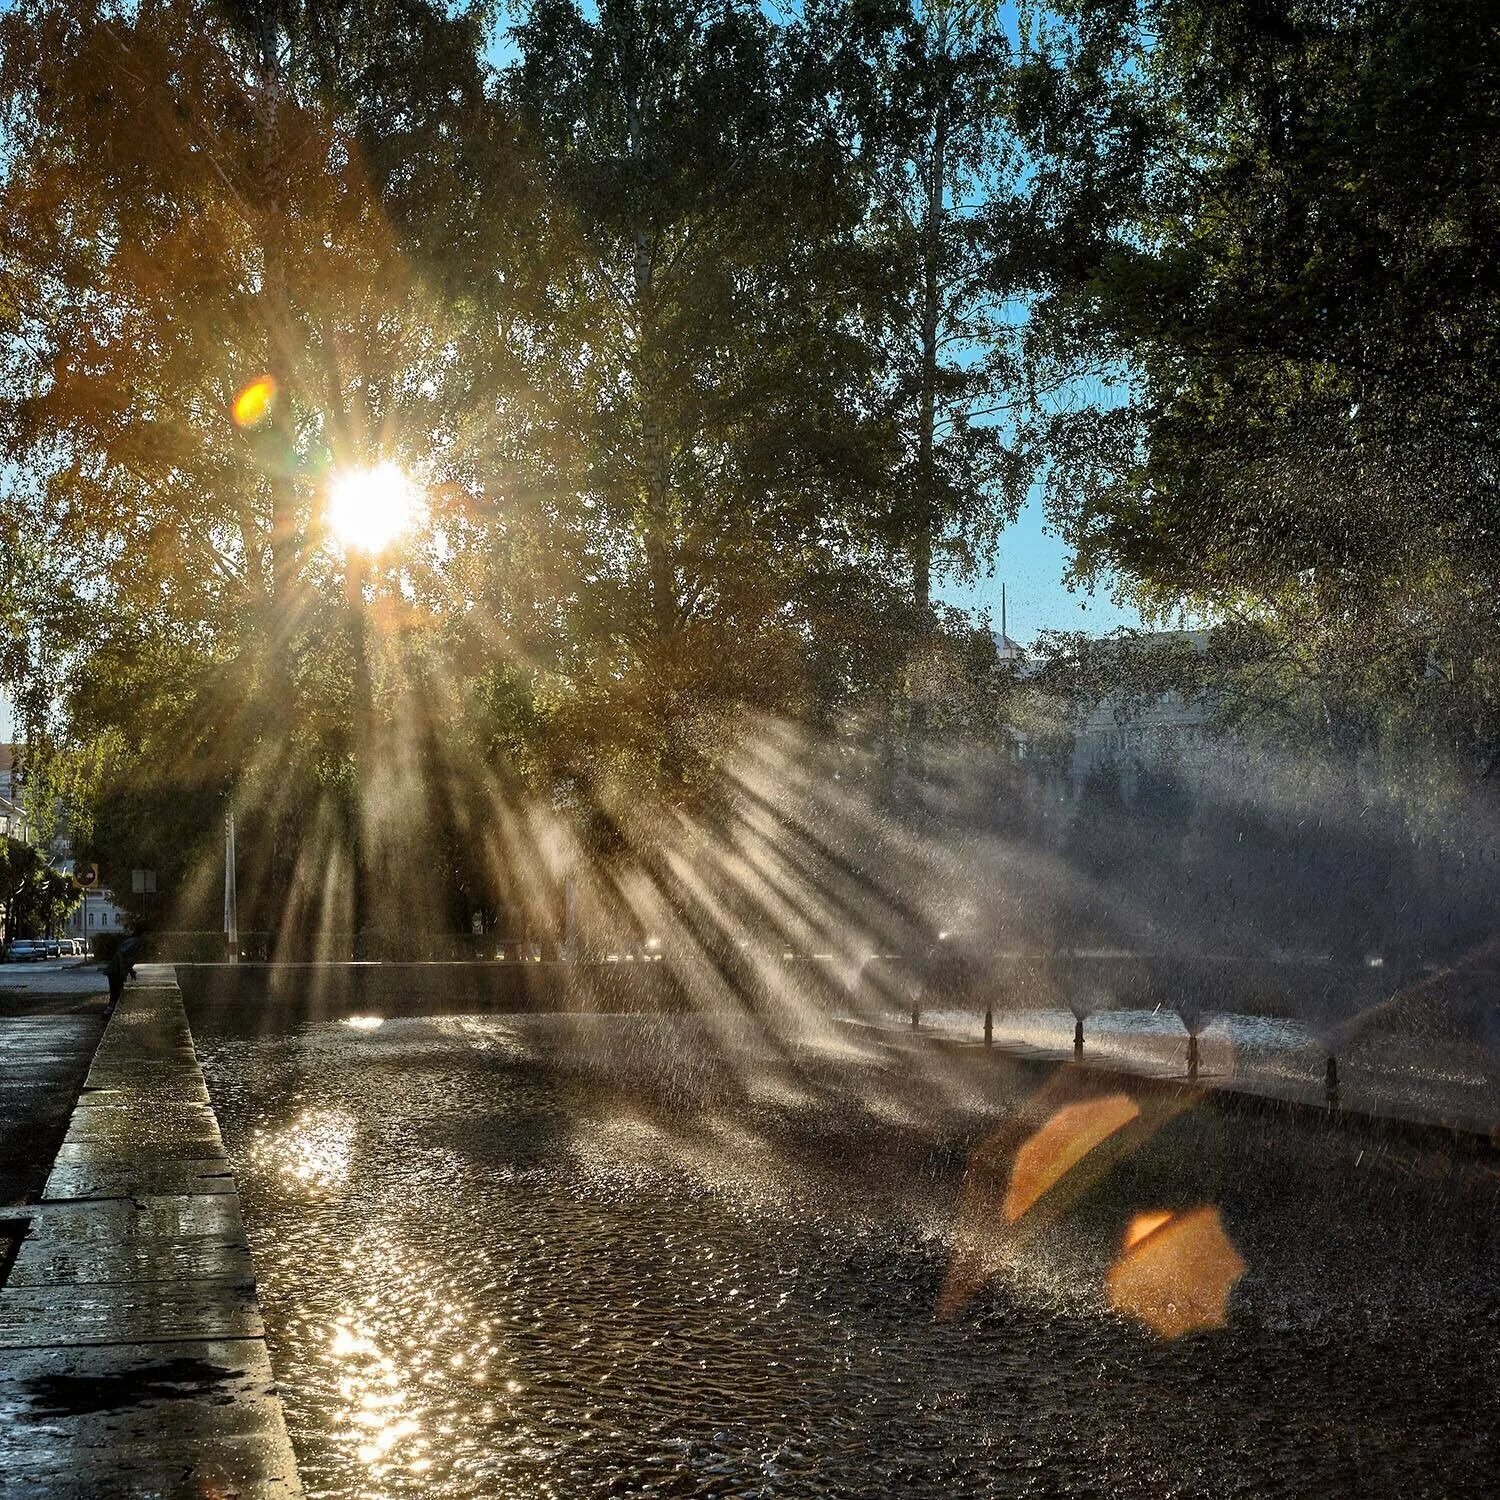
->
[0,972,301,1497]
[1,962,106,1222]
[194,1006,1500,1499]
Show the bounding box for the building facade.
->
[65,885,129,940]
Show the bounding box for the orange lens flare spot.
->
[1004,1092,1140,1224]
[232,375,277,429]
[1123,1209,1174,1251]
[1106,1206,1246,1339]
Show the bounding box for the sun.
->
[326,462,424,556]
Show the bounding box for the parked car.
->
[4,939,46,962]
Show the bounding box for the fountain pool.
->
[193,1008,1499,1498]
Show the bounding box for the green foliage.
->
[810,0,1035,607]
[10,0,1493,951]
[1,0,1018,936]
[1024,0,1500,774]
[0,836,81,939]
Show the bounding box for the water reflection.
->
[306,1217,514,1489]
[198,1013,1500,1498]
[250,1107,356,1194]
[328,1318,426,1475]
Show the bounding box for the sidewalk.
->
[0,968,302,1497]
[0,963,107,1212]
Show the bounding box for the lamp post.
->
[325,462,425,954]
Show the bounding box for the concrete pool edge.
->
[850,1019,1500,1151]
[0,965,304,1496]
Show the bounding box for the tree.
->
[0,0,523,937]
[1024,0,1500,776]
[796,0,1042,794]
[0,837,80,942]
[502,0,908,805]
[837,0,1032,615]
[1,0,942,945]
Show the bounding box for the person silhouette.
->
[105,930,143,1014]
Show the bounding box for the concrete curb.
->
[0,968,303,1496]
[852,1019,1500,1153]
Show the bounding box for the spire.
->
[1001,581,1007,643]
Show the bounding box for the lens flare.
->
[1003,1092,1141,1224]
[327,462,424,556]
[1107,1206,1246,1339]
[1123,1209,1174,1250]
[232,374,277,429]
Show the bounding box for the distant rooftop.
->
[993,629,1025,662]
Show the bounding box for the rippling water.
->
[194,1010,1500,1498]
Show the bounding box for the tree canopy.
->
[1027,0,1500,770]
[2,0,1497,948]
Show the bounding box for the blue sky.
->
[939,492,1139,641]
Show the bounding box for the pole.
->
[561,874,578,961]
[224,806,239,963]
[346,553,371,948]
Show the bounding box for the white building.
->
[0,794,30,845]
[65,883,129,940]
[1070,631,1217,780]
[0,746,30,843]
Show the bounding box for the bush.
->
[90,931,130,962]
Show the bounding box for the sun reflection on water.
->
[250,1107,356,1195]
[304,1229,516,1491]
[329,1319,427,1474]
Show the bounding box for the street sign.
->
[131,868,157,894]
[76,864,99,889]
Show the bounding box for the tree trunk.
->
[914,16,951,620]
[251,2,299,935]
[909,16,951,800]
[345,555,373,942]
[624,76,675,641]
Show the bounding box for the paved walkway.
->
[1,963,107,1241]
[0,967,302,1496]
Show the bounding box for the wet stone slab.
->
[0,979,303,1495]
[77,1074,213,1110]
[8,1197,253,1289]
[64,1098,221,1134]
[0,1338,301,1498]
[43,1158,238,1200]
[0,1276,262,1348]
[56,1119,227,1161]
